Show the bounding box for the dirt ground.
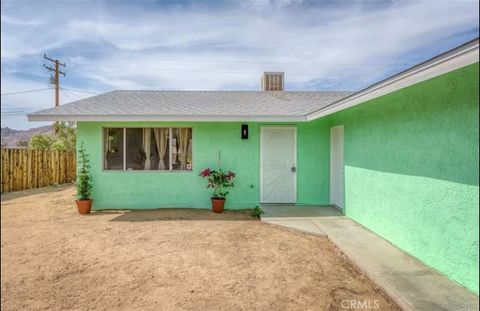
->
[1,185,400,311]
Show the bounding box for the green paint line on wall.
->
[329,62,479,294]
[77,120,331,210]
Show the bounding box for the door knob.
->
[291,166,296,173]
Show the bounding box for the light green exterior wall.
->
[76,62,478,294]
[328,63,479,294]
[76,120,330,210]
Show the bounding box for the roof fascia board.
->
[27,114,308,122]
[307,39,479,121]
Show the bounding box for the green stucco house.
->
[29,39,479,294]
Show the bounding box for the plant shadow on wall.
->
[199,168,236,213]
[332,66,479,187]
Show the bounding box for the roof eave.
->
[27,114,309,122]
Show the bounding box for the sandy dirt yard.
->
[1,185,400,311]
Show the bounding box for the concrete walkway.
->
[261,205,479,311]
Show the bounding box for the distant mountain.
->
[1,125,54,148]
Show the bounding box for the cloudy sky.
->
[1,0,479,130]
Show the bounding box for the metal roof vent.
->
[261,72,284,91]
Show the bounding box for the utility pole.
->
[43,54,66,107]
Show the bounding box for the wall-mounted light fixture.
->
[241,124,248,139]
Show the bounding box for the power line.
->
[0,109,25,113]
[69,62,260,75]
[60,88,75,102]
[1,114,26,118]
[61,87,99,95]
[62,89,87,100]
[62,88,92,101]
[1,88,53,96]
[0,86,95,99]
[81,57,414,66]
[15,53,419,66]
[1,111,26,114]
[1,0,476,2]
[1,109,37,116]
[67,62,381,77]
[63,62,81,75]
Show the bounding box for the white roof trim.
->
[27,114,308,122]
[307,38,479,121]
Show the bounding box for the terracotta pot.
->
[76,199,93,215]
[211,198,225,213]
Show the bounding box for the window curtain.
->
[178,128,189,170]
[143,128,151,170]
[104,129,109,169]
[153,128,168,170]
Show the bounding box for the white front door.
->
[260,126,297,203]
[330,125,344,209]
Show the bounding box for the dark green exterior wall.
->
[328,63,479,294]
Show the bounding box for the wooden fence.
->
[1,148,76,193]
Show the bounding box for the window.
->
[172,128,193,170]
[104,128,124,170]
[103,127,192,171]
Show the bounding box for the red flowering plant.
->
[199,168,236,199]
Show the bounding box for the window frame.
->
[102,126,193,172]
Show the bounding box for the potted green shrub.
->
[199,168,236,213]
[76,143,93,214]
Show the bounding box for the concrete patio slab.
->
[261,205,479,311]
[261,204,343,218]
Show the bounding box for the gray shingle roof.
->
[28,90,354,122]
